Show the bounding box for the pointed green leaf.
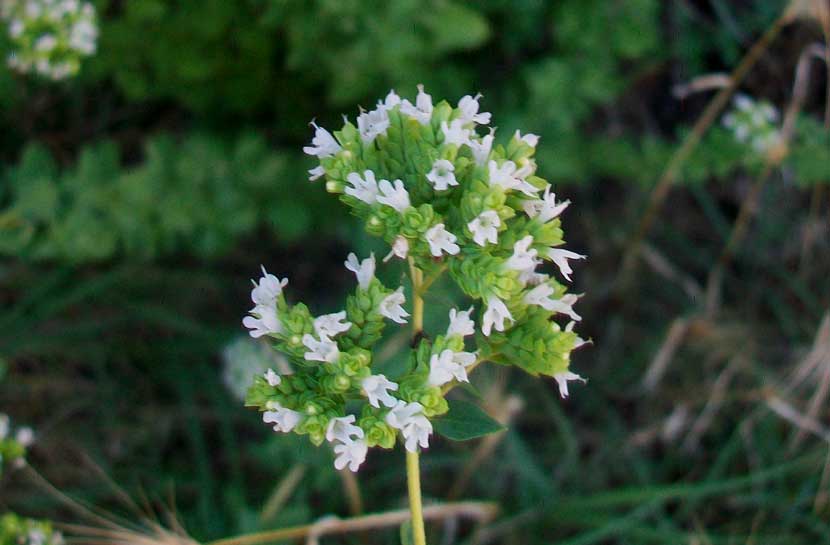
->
[433,399,505,441]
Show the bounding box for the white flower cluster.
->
[0,413,35,471]
[1,0,98,80]
[723,94,781,154]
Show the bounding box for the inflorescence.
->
[0,413,34,477]
[242,86,587,472]
[723,94,781,155]
[1,0,97,80]
[1,513,63,545]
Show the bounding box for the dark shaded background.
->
[2,1,830,543]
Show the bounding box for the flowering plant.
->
[0,513,63,545]
[0,413,33,477]
[241,86,587,543]
[1,0,97,79]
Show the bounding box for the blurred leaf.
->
[433,399,504,441]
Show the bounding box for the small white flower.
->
[482,295,513,336]
[334,437,368,472]
[546,248,586,282]
[554,371,586,398]
[384,236,410,262]
[385,401,432,452]
[447,307,475,338]
[35,34,57,52]
[424,223,460,256]
[361,375,399,408]
[426,159,458,191]
[345,170,380,205]
[441,119,471,146]
[506,236,538,273]
[469,131,494,166]
[263,404,302,432]
[314,311,352,337]
[303,121,342,159]
[302,333,340,363]
[428,349,476,387]
[243,304,282,338]
[379,89,401,110]
[524,285,582,321]
[467,210,501,246]
[457,93,491,125]
[566,321,589,350]
[379,287,409,324]
[15,427,35,447]
[514,130,539,147]
[250,266,288,307]
[400,84,433,125]
[264,368,281,387]
[377,179,411,212]
[523,186,570,223]
[308,165,325,181]
[326,415,364,443]
[345,252,376,290]
[488,160,538,196]
[0,414,8,440]
[9,19,23,38]
[357,107,390,143]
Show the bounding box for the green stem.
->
[407,258,428,545]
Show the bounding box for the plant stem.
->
[407,258,428,545]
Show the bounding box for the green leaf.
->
[432,399,505,441]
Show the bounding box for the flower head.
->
[345,253,376,290]
[302,333,340,363]
[469,131,494,166]
[326,415,364,443]
[377,179,411,212]
[361,374,399,408]
[441,119,471,147]
[264,368,281,387]
[506,236,539,273]
[243,304,282,338]
[303,122,341,158]
[251,266,288,306]
[357,107,390,143]
[263,404,302,433]
[345,170,380,205]
[482,296,513,336]
[385,401,432,452]
[379,287,409,324]
[457,94,491,125]
[426,159,458,191]
[314,311,352,337]
[467,210,501,246]
[447,307,475,338]
[333,437,368,472]
[424,223,460,257]
[400,84,433,125]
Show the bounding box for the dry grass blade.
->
[642,317,691,392]
[683,356,744,451]
[786,313,830,449]
[766,395,830,443]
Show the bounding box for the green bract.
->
[242,86,588,472]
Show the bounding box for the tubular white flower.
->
[514,130,539,147]
[441,119,471,146]
[333,437,368,472]
[506,236,538,273]
[345,170,380,205]
[263,404,302,432]
[385,401,432,452]
[379,287,409,324]
[345,252,376,290]
[376,179,411,212]
[447,307,475,338]
[523,186,570,223]
[361,374,399,408]
[488,160,539,196]
[251,266,288,306]
[546,248,586,282]
[384,236,410,262]
[400,84,433,125]
[482,295,513,336]
[357,107,390,143]
[469,131,494,166]
[314,311,352,338]
[303,122,341,158]
[424,223,460,256]
[379,89,401,109]
[566,321,589,349]
[426,159,458,191]
[302,333,340,363]
[524,285,582,321]
[264,368,281,387]
[428,349,476,387]
[308,165,325,181]
[457,93,491,125]
[326,415,364,443]
[243,304,282,338]
[15,427,35,447]
[554,371,586,398]
[467,210,501,246]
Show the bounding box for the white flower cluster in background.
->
[1,0,98,80]
[723,94,781,155]
[221,336,290,401]
[0,412,35,475]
